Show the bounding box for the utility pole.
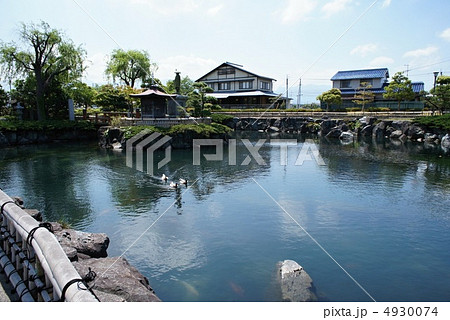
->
[404,64,410,77]
[297,78,302,108]
[286,75,290,108]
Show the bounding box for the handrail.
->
[0,189,98,302]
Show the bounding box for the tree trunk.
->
[35,71,47,121]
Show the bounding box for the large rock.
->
[407,124,425,140]
[325,127,342,139]
[340,131,355,142]
[372,121,387,140]
[72,257,161,302]
[321,120,337,135]
[390,130,403,140]
[52,223,109,258]
[278,260,317,302]
[442,134,450,149]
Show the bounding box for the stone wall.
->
[0,129,97,148]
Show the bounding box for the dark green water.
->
[1,134,449,301]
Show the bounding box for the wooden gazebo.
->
[130,86,177,118]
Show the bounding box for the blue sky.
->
[1,0,450,103]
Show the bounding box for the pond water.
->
[1,133,450,302]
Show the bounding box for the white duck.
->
[179,178,188,185]
[161,174,168,182]
[169,182,178,189]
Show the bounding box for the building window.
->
[219,82,231,90]
[260,81,270,90]
[340,80,351,88]
[208,83,215,90]
[239,81,253,89]
[218,67,235,75]
[360,79,373,86]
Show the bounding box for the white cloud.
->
[369,56,394,67]
[439,28,450,42]
[156,55,217,82]
[403,46,438,58]
[207,4,224,16]
[322,0,353,18]
[276,0,317,24]
[350,43,378,57]
[382,0,392,8]
[83,52,108,85]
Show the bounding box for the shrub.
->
[414,114,450,131]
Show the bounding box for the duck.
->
[169,182,178,189]
[179,178,188,185]
[161,174,168,182]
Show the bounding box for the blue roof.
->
[411,82,424,93]
[331,68,389,81]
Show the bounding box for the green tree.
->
[67,81,96,117]
[105,49,157,88]
[317,88,342,112]
[429,76,450,113]
[0,21,86,120]
[187,82,213,117]
[93,85,141,113]
[165,76,194,95]
[352,82,375,114]
[383,72,415,111]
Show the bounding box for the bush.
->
[211,113,234,125]
[414,114,450,131]
[0,120,95,132]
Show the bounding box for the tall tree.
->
[0,21,86,120]
[317,88,342,112]
[429,75,450,114]
[353,81,375,114]
[383,72,415,111]
[105,49,157,88]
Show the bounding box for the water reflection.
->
[1,135,450,301]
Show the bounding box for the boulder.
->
[325,127,342,139]
[360,125,373,137]
[442,134,450,148]
[372,121,386,140]
[72,257,161,302]
[52,223,110,258]
[407,124,425,140]
[340,131,355,142]
[278,260,317,302]
[268,126,280,132]
[321,120,337,135]
[390,130,403,140]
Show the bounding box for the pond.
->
[1,133,449,302]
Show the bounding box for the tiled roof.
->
[331,68,389,81]
[411,82,424,93]
[196,62,275,82]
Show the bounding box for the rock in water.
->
[72,257,161,302]
[278,260,317,302]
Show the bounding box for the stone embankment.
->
[0,129,96,148]
[223,116,450,150]
[19,199,160,302]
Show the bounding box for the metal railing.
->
[0,189,98,302]
[120,117,212,128]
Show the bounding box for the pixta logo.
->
[193,139,325,166]
[126,130,172,176]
